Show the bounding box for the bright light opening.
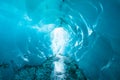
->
[51,27,69,55]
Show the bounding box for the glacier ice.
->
[0,0,120,80]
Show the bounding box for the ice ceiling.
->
[0,0,120,80]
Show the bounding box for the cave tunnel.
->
[0,0,120,80]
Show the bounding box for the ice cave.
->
[0,0,120,80]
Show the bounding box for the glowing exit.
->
[51,27,69,55]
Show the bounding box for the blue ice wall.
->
[0,0,120,80]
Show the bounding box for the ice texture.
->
[0,0,120,80]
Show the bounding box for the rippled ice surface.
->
[0,0,120,80]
